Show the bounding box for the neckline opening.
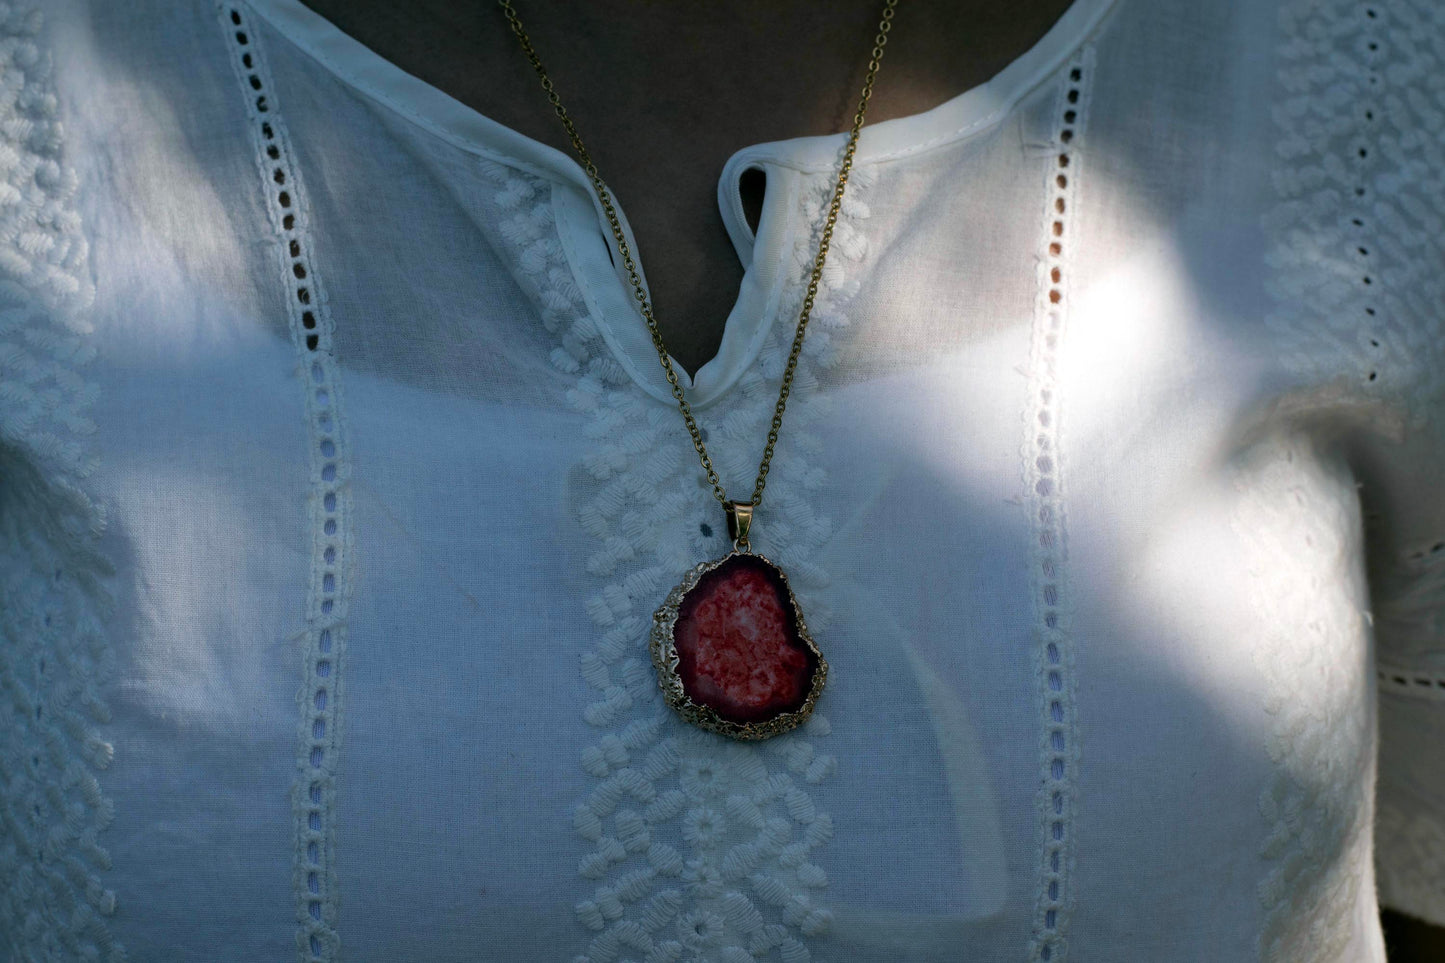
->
[243,0,1122,407]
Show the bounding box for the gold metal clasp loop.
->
[725,501,754,551]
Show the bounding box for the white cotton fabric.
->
[3,0,1444,960]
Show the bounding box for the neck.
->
[295,0,1078,377]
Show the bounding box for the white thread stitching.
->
[1262,0,1445,943]
[0,3,125,958]
[1229,434,1375,963]
[1262,0,1445,430]
[470,157,869,961]
[1023,48,1091,963]
[217,6,354,960]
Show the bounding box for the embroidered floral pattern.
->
[1231,433,1375,963]
[1262,0,1445,946]
[1263,0,1445,428]
[474,154,870,962]
[0,2,125,958]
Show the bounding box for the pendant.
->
[649,502,827,740]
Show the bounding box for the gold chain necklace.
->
[500,0,897,739]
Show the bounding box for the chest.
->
[33,0,1402,959]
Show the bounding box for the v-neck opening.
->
[552,165,803,409]
[244,0,1120,408]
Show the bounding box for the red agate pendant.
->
[650,503,827,740]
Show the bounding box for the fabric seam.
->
[239,0,1124,177]
[1022,45,1092,963]
[1377,665,1445,701]
[217,6,356,961]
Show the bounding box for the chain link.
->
[499,0,897,509]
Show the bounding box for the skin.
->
[297,0,1075,377]
[294,2,1445,954]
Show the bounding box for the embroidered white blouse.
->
[4,0,1444,960]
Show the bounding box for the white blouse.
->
[4,0,1443,960]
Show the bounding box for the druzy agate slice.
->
[651,551,825,738]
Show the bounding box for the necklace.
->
[500,0,897,740]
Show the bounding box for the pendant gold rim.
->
[649,548,827,741]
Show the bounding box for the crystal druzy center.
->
[672,553,816,724]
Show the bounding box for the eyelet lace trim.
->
[1262,0,1445,429]
[218,6,355,961]
[1022,49,1092,963]
[1231,433,1376,963]
[0,3,126,959]
[475,155,871,962]
[1264,0,1445,943]
[1377,666,1445,700]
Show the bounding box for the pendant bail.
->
[725,501,754,550]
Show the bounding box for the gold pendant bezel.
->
[649,548,827,741]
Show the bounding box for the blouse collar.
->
[243,0,1119,407]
